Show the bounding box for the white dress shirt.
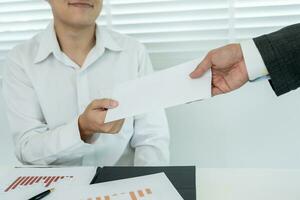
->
[240,40,270,81]
[2,22,170,166]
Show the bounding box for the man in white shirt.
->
[2,0,170,166]
[190,23,300,96]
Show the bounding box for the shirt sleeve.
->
[2,57,92,165]
[130,44,170,166]
[240,40,270,81]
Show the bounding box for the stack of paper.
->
[48,173,183,200]
[105,58,212,122]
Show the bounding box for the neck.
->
[54,19,96,67]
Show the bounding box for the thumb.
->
[190,53,212,79]
[90,99,119,110]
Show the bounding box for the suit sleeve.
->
[253,23,300,96]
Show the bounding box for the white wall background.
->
[167,79,300,168]
[1,0,300,168]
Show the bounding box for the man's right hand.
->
[190,44,249,96]
[78,99,125,142]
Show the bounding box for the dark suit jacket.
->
[254,23,300,96]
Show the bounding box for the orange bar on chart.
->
[138,190,145,197]
[129,192,138,200]
[146,188,152,194]
[95,197,102,200]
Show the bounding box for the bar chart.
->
[44,173,183,200]
[87,188,153,200]
[4,176,74,192]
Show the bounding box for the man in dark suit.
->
[190,23,300,96]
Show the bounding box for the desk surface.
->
[1,167,300,200]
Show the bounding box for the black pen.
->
[28,188,55,200]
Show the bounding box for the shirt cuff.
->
[240,40,269,81]
[59,116,90,149]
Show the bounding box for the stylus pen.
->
[28,188,54,200]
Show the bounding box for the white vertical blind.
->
[0,0,51,67]
[109,0,230,68]
[0,0,300,73]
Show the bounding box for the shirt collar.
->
[34,21,60,64]
[34,21,123,64]
[95,25,123,53]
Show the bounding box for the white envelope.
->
[105,58,212,123]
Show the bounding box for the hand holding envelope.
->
[78,99,125,141]
[104,58,212,123]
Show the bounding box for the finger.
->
[212,87,224,96]
[103,119,124,126]
[111,119,125,133]
[90,99,119,110]
[101,119,124,134]
[190,53,213,79]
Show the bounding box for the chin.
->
[68,18,96,28]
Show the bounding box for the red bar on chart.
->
[11,177,27,190]
[53,176,60,183]
[24,176,34,186]
[43,176,52,185]
[4,175,74,193]
[4,177,22,192]
[45,176,56,187]
[29,177,38,185]
[35,176,43,183]
[20,176,30,185]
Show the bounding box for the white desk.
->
[1,167,300,200]
[0,166,10,178]
[196,168,300,200]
